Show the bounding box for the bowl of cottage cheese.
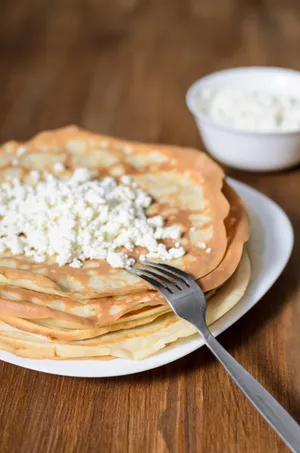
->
[186,67,300,171]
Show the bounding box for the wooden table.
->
[0,1,299,452]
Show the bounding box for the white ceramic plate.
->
[0,179,294,377]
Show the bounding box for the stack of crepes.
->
[0,127,250,360]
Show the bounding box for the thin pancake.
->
[0,126,229,298]
[0,306,170,341]
[200,182,250,291]
[0,251,250,359]
[0,285,163,326]
[0,182,249,329]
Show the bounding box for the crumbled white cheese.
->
[161,226,181,240]
[11,159,19,166]
[148,216,164,228]
[120,175,132,185]
[169,246,185,259]
[146,244,185,261]
[69,167,92,184]
[0,169,185,268]
[196,87,300,132]
[206,247,212,254]
[69,258,82,269]
[126,257,135,267]
[54,162,65,172]
[29,170,40,183]
[120,175,138,188]
[16,146,27,157]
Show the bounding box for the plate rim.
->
[0,178,294,377]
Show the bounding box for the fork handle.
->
[199,327,300,452]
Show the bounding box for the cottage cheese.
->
[0,169,185,268]
[196,87,300,132]
[53,162,65,172]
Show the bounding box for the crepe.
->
[0,250,250,359]
[0,285,163,327]
[0,126,229,298]
[200,182,249,291]
[0,126,252,362]
[0,180,249,332]
[0,306,170,341]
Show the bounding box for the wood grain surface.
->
[0,1,299,452]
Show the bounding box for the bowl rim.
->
[186,66,300,137]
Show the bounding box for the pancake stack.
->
[0,127,250,360]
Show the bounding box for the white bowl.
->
[186,67,300,171]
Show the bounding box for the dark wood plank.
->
[0,1,299,452]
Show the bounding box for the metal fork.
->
[128,260,300,452]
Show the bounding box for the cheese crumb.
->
[29,170,40,183]
[16,146,27,157]
[206,247,212,254]
[54,162,65,172]
[12,159,19,166]
[126,257,136,267]
[148,216,164,228]
[0,170,186,268]
[120,175,132,185]
[70,258,82,268]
